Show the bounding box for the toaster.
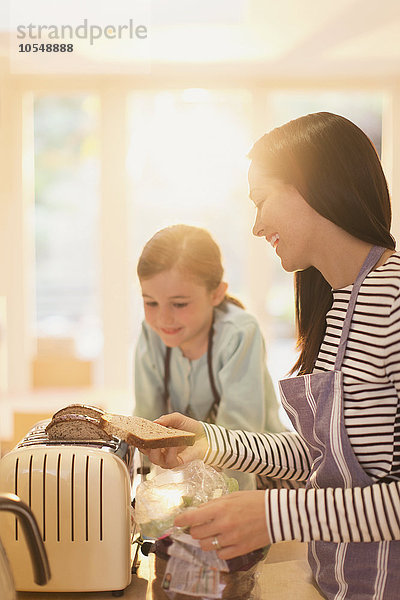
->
[0,420,140,593]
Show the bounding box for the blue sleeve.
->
[133,323,166,420]
[214,319,283,434]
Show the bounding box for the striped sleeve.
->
[264,482,400,543]
[202,423,311,481]
[201,424,400,543]
[384,292,400,397]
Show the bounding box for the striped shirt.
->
[202,252,400,544]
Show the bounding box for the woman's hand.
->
[174,490,270,560]
[140,412,209,469]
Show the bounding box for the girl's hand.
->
[140,412,209,469]
[174,490,270,560]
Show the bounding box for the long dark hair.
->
[248,112,395,375]
[137,224,244,309]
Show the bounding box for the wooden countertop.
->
[17,542,323,600]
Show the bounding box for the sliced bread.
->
[52,403,104,422]
[99,414,196,449]
[46,414,112,441]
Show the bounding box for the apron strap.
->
[205,317,221,424]
[163,346,172,406]
[163,312,221,422]
[334,245,387,371]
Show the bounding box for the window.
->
[34,95,101,361]
[31,88,383,398]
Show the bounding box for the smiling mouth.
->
[268,233,280,249]
[160,327,182,335]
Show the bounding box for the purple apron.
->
[279,246,400,599]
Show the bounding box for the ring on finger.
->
[211,536,221,551]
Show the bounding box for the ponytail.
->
[290,268,332,375]
[220,294,245,310]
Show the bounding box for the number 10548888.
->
[18,43,74,52]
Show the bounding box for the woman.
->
[134,224,282,490]
[142,112,400,599]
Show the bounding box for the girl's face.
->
[140,268,226,359]
[248,161,324,273]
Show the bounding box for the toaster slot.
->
[85,455,89,542]
[14,457,19,540]
[56,453,61,542]
[28,454,33,508]
[71,453,75,541]
[100,456,103,541]
[42,453,47,541]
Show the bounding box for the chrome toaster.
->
[0,420,139,593]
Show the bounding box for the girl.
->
[134,224,283,490]
[143,113,400,599]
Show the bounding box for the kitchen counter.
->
[17,541,323,600]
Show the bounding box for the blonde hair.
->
[137,224,244,309]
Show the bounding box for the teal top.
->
[134,302,283,489]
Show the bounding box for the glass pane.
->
[267,90,383,155]
[34,95,101,361]
[128,89,253,299]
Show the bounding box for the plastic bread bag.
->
[151,535,265,600]
[136,461,268,600]
[134,459,239,539]
[153,535,268,573]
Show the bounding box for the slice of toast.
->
[45,414,112,441]
[52,403,105,422]
[99,414,195,449]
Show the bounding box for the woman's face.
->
[248,161,324,273]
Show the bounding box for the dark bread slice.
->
[46,414,112,441]
[52,403,104,422]
[99,414,195,449]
